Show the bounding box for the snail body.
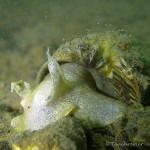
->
[11,53,128,132]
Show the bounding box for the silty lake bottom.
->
[0,0,150,149]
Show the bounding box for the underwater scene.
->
[0,0,150,149]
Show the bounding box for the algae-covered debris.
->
[11,108,150,150]
[126,107,150,143]
[0,141,12,150]
[11,117,87,150]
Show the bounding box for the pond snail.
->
[11,31,149,132]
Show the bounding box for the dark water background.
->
[0,0,150,52]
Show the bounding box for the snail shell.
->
[37,31,149,107]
